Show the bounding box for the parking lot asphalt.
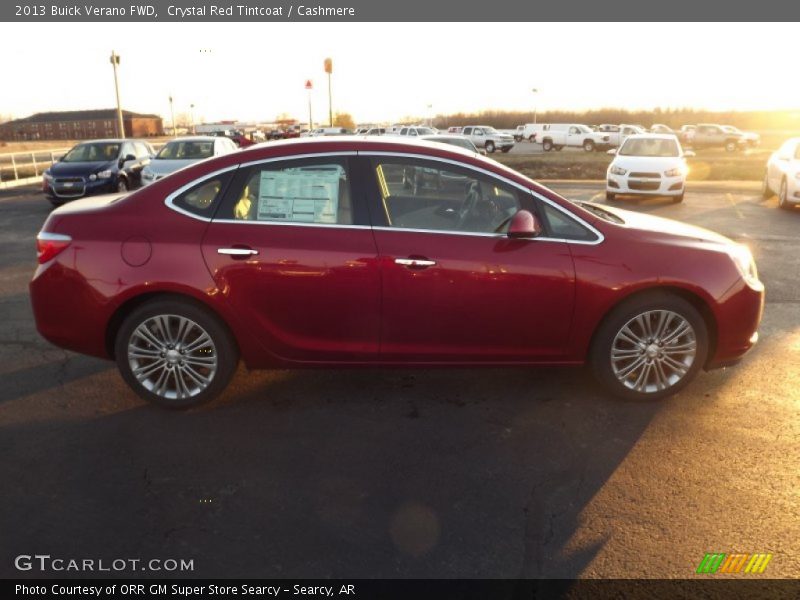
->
[0,185,798,579]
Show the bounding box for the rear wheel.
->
[528,135,536,143]
[590,293,708,401]
[555,145,564,151]
[115,299,239,409]
[501,146,512,153]
[605,191,616,201]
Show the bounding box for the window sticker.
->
[257,166,341,223]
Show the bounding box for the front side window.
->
[371,158,520,235]
[222,158,353,225]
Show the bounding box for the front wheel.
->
[724,141,738,153]
[605,191,616,201]
[583,140,596,152]
[778,178,790,210]
[485,141,496,154]
[117,178,128,193]
[590,294,708,401]
[542,139,553,152]
[115,299,239,409]
[762,173,773,199]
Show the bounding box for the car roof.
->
[163,136,221,143]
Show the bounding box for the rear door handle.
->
[395,257,436,268]
[218,247,259,258]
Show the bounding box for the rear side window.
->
[219,158,353,225]
[171,172,232,219]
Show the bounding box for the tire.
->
[671,192,685,204]
[542,139,553,152]
[528,135,536,143]
[605,191,616,201]
[724,140,738,153]
[590,293,708,401]
[114,299,239,409]
[778,178,790,210]
[117,178,128,193]
[555,145,564,151]
[485,141,496,154]
[501,147,512,153]
[762,173,773,199]
[583,140,596,152]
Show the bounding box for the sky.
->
[1,22,798,125]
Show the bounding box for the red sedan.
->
[30,137,764,408]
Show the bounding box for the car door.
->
[118,142,139,184]
[363,154,581,362]
[200,155,381,363]
[567,126,582,147]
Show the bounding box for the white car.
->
[141,136,238,185]
[763,137,800,209]
[606,134,693,203]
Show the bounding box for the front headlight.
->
[609,166,627,176]
[664,166,687,177]
[95,170,113,179]
[728,244,759,287]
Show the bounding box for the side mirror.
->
[607,148,617,155]
[683,150,696,158]
[507,210,541,239]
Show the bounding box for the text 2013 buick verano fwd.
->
[30,137,764,408]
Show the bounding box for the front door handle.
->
[218,247,259,258]
[395,257,436,268]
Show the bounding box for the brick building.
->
[0,109,163,141]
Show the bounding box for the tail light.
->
[36,232,72,264]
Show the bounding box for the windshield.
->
[619,137,680,157]
[157,140,215,160]
[62,142,120,163]
[722,126,741,134]
[416,127,435,135]
[482,127,499,134]
[577,125,593,133]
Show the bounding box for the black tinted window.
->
[172,172,232,218]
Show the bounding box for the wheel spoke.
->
[616,355,646,379]
[133,359,166,380]
[133,325,164,350]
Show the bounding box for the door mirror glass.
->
[507,210,541,239]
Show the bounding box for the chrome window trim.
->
[360,151,604,246]
[213,219,370,230]
[238,151,357,170]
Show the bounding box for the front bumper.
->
[707,278,765,368]
[607,174,685,196]
[44,177,117,202]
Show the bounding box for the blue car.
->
[43,139,155,205]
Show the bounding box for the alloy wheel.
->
[127,314,218,401]
[610,310,697,394]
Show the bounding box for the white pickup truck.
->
[461,125,516,153]
[595,124,647,148]
[536,124,614,152]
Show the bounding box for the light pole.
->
[109,51,124,137]
[531,88,540,124]
[427,104,433,127]
[168,95,176,137]
[324,58,333,127]
[305,80,313,131]
[190,103,195,134]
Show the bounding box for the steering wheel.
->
[456,181,483,230]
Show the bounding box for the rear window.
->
[170,172,232,219]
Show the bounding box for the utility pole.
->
[190,103,195,134]
[110,51,124,137]
[169,95,176,137]
[324,58,333,127]
[531,88,540,124]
